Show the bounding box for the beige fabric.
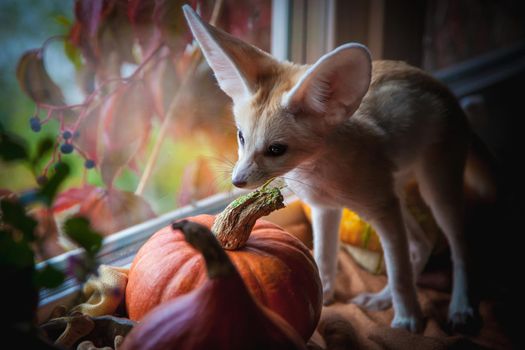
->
[307,249,512,350]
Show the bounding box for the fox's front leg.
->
[311,206,342,305]
[351,198,435,311]
[370,198,424,333]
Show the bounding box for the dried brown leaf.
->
[16,49,65,106]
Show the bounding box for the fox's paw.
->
[448,305,482,334]
[391,313,425,333]
[349,291,392,311]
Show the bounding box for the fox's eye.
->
[266,143,288,157]
[238,130,244,146]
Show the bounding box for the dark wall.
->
[424,0,525,70]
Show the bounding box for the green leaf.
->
[32,137,54,166]
[63,216,103,255]
[38,162,70,206]
[0,199,37,241]
[34,264,65,289]
[0,129,29,162]
[0,230,34,268]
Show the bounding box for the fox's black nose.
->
[232,179,247,188]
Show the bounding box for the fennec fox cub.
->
[184,5,482,333]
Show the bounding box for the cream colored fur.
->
[183,5,479,333]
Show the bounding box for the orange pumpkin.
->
[126,213,322,341]
[122,220,306,350]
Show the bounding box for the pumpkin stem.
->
[212,185,285,250]
[172,220,236,279]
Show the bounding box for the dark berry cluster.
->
[60,143,74,154]
[84,159,95,169]
[30,116,41,132]
[29,115,96,177]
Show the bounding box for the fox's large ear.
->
[283,44,371,117]
[183,5,277,103]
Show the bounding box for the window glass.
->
[0,0,272,259]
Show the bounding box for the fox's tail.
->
[462,96,498,203]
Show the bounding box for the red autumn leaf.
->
[53,185,155,237]
[77,187,156,235]
[53,185,98,213]
[221,0,272,50]
[97,0,136,66]
[0,189,15,199]
[16,49,65,106]
[99,80,152,188]
[144,50,179,118]
[69,0,104,66]
[76,0,104,37]
[69,22,94,64]
[70,0,135,72]
[74,105,101,163]
[128,0,157,52]
[153,0,193,50]
[128,0,154,28]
